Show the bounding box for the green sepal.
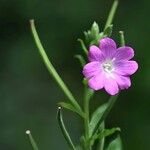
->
[91,22,100,40]
[77,39,88,55]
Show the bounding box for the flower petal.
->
[99,37,117,58]
[88,72,105,90]
[115,60,138,75]
[115,74,131,90]
[82,61,100,78]
[88,45,104,62]
[115,46,134,61]
[104,77,119,95]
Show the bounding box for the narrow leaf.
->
[96,127,121,140]
[89,103,107,137]
[26,130,39,150]
[57,107,76,150]
[91,95,119,137]
[58,102,79,114]
[106,135,123,150]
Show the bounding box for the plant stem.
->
[84,88,94,150]
[57,107,76,150]
[104,0,119,30]
[30,19,83,117]
[96,122,105,150]
[26,130,39,150]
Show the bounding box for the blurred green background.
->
[0,0,149,149]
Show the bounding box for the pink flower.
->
[82,38,138,95]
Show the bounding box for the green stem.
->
[96,122,105,150]
[57,107,76,150]
[30,19,83,117]
[26,130,39,150]
[84,88,94,150]
[104,0,119,30]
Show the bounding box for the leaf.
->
[96,127,121,141]
[76,145,83,150]
[74,55,86,67]
[91,95,119,137]
[58,102,79,114]
[103,25,113,37]
[106,135,123,150]
[89,103,108,137]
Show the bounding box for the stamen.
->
[102,61,114,73]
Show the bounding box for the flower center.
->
[102,61,114,73]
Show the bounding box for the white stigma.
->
[102,61,114,74]
[26,130,31,134]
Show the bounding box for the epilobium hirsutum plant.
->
[26,0,138,150]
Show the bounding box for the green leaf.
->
[74,55,86,67]
[76,145,83,150]
[103,25,113,37]
[58,102,80,115]
[57,107,76,150]
[106,135,123,150]
[95,127,121,141]
[91,95,119,137]
[89,103,108,137]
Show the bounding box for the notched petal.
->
[115,46,134,61]
[82,61,100,78]
[99,37,117,58]
[88,45,104,62]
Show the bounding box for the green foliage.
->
[58,102,80,115]
[91,95,119,138]
[89,103,107,138]
[106,135,123,150]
